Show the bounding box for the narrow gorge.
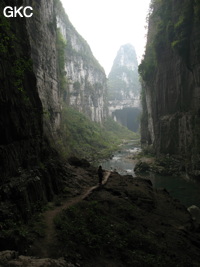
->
[139,0,200,177]
[1,0,200,266]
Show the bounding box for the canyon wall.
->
[0,0,43,181]
[0,0,109,226]
[56,2,108,123]
[25,0,61,142]
[139,0,200,174]
[0,0,108,181]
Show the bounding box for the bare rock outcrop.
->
[140,0,200,175]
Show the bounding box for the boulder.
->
[68,157,90,168]
[134,161,150,173]
[187,205,200,229]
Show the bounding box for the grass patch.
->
[53,200,167,266]
[59,106,139,161]
[0,211,46,253]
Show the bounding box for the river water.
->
[100,140,200,208]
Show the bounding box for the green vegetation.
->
[59,106,139,161]
[12,58,33,94]
[0,203,46,253]
[0,11,16,54]
[103,117,139,141]
[55,0,103,72]
[55,1,139,162]
[56,29,68,94]
[0,5,33,101]
[171,1,193,60]
[138,44,157,82]
[54,200,165,266]
[139,0,195,81]
[194,0,200,21]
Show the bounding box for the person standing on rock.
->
[98,165,103,185]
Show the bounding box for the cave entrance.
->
[112,107,141,132]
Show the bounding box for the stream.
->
[100,140,200,208]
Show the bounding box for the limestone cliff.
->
[56,2,108,123]
[25,0,61,141]
[108,44,141,131]
[0,0,43,181]
[139,0,200,175]
[0,0,108,180]
[0,0,108,218]
[0,0,67,224]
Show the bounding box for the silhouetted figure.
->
[98,165,103,185]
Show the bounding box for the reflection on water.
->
[148,173,200,208]
[100,140,200,208]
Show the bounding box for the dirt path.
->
[29,171,111,258]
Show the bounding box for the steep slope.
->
[0,0,108,180]
[56,1,108,123]
[0,1,76,236]
[108,44,141,131]
[139,0,200,175]
[25,0,108,142]
[26,0,61,142]
[60,107,138,160]
[0,0,108,234]
[108,43,141,101]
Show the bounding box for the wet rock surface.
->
[134,154,188,177]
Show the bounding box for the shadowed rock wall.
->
[25,0,61,141]
[0,0,43,182]
[140,0,200,175]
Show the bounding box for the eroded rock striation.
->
[0,0,108,181]
[139,0,200,175]
[0,0,43,181]
[0,0,109,255]
[56,2,108,123]
[26,0,61,141]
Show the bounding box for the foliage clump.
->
[54,200,164,266]
[59,106,138,161]
[56,29,68,94]
[0,11,15,54]
[139,0,196,81]
[12,58,33,94]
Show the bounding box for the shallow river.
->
[100,140,200,208]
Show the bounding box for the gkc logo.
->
[3,6,33,17]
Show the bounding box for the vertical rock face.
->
[25,0,61,141]
[0,0,43,182]
[108,44,141,131]
[0,0,108,181]
[25,0,108,139]
[56,3,108,123]
[139,0,200,173]
[25,0,108,134]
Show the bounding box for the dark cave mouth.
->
[112,107,141,132]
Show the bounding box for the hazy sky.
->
[60,0,151,75]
